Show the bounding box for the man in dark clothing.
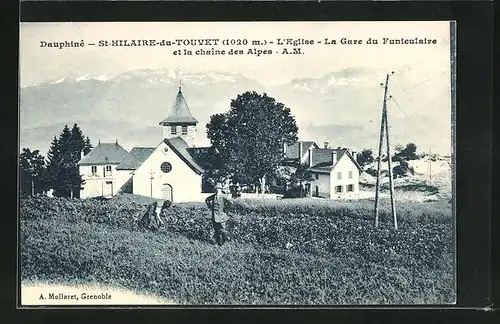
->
[140,200,171,232]
[205,183,230,246]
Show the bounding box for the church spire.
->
[159,83,198,146]
[159,83,198,126]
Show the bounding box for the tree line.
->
[20,124,92,198]
[356,142,419,178]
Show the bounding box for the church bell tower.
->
[159,82,198,147]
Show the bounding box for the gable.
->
[132,140,201,179]
[163,137,205,174]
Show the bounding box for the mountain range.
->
[20,68,452,157]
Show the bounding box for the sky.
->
[19,21,454,155]
[20,21,452,87]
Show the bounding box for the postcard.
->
[19,21,455,306]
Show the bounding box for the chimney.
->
[80,150,85,160]
[324,142,329,149]
[283,142,287,156]
[309,147,313,167]
[299,142,303,161]
[332,150,338,166]
[351,150,357,161]
[115,139,118,145]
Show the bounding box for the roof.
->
[311,148,347,167]
[78,142,129,166]
[285,141,317,160]
[163,137,205,174]
[116,147,155,170]
[309,148,363,173]
[159,87,198,125]
[186,146,221,170]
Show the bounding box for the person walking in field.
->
[140,200,171,232]
[205,183,231,246]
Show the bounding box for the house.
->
[77,140,129,199]
[284,141,362,199]
[79,84,213,202]
[283,141,319,165]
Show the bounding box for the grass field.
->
[20,194,455,305]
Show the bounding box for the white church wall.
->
[132,141,204,202]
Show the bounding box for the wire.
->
[397,70,449,91]
[391,38,451,77]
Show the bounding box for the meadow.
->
[20,194,455,305]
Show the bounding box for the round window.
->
[160,162,172,173]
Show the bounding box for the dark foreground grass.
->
[20,196,455,305]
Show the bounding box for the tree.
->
[393,159,415,178]
[83,136,93,155]
[19,148,47,196]
[206,91,298,193]
[357,149,375,167]
[394,142,418,161]
[291,163,314,198]
[44,136,62,195]
[70,123,85,162]
[392,142,417,178]
[44,124,90,198]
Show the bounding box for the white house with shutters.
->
[78,85,211,202]
[284,141,363,199]
[78,141,129,199]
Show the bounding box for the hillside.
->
[359,154,452,202]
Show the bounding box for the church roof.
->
[163,137,205,174]
[186,146,222,170]
[116,147,156,170]
[114,138,217,174]
[78,142,129,166]
[159,87,198,125]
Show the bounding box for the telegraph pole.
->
[374,72,397,229]
[374,74,389,227]
[384,90,397,230]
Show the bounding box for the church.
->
[78,84,213,202]
[78,84,362,202]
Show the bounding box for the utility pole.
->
[374,75,388,228]
[374,72,397,229]
[384,89,397,230]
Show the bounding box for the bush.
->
[282,186,305,199]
